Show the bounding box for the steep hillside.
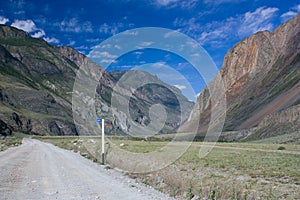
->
[180,13,300,139]
[0,25,194,136]
[0,25,78,136]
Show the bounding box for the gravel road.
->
[0,138,174,200]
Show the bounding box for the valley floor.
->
[0,138,174,200]
[36,136,300,200]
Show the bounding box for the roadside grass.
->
[35,136,103,162]
[0,132,24,151]
[35,136,300,200]
[180,145,300,179]
[198,141,300,151]
[110,139,164,153]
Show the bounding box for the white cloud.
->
[280,4,300,22]
[152,62,167,68]
[114,44,122,49]
[185,40,201,50]
[238,7,279,37]
[86,38,101,43]
[204,0,246,5]
[281,11,298,22]
[8,18,61,43]
[123,30,138,36]
[99,22,134,36]
[141,41,153,46]
[174,84,187,90]
[99,51,117,59]
[138,41,154,48]
[11,19,47,38]
[174,7,279,46]
[164,30,181,38]
[198,30,224,45]
[68,41,76,46]
[174,17,229,46]
[43,37,60,44]
[191,53,201,58]
[155,0,179,6]
[88,51,118,60]
[112,65,133,70]
[153,0,198,9]
[0,16,9,24]
[11,19,37,32]
[134,51,143,55]
[92,44,112,49]
[99,59,117,64]
[59,18,93,33]
[75,45,89,50]
[99,23,110,34]
[99,22,121,35]
[31,30,45,38]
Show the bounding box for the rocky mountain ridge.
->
[180,13,300,140]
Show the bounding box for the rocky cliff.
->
[180,13,300,139]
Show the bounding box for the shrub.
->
[277,146,286,150]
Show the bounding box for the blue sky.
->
[0,0,299,101]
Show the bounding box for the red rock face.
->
[181,13,300,134]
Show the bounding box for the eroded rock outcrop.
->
[0,119,12,137]
[258,105,300,128]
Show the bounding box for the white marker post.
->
[97,118,105,165]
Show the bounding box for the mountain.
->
[101,70,194,134]
[58,46,194,136]
[180,14,300,141]
[0,25,194,136]
[0,25,77,136]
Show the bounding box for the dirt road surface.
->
[0,138,174,200]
